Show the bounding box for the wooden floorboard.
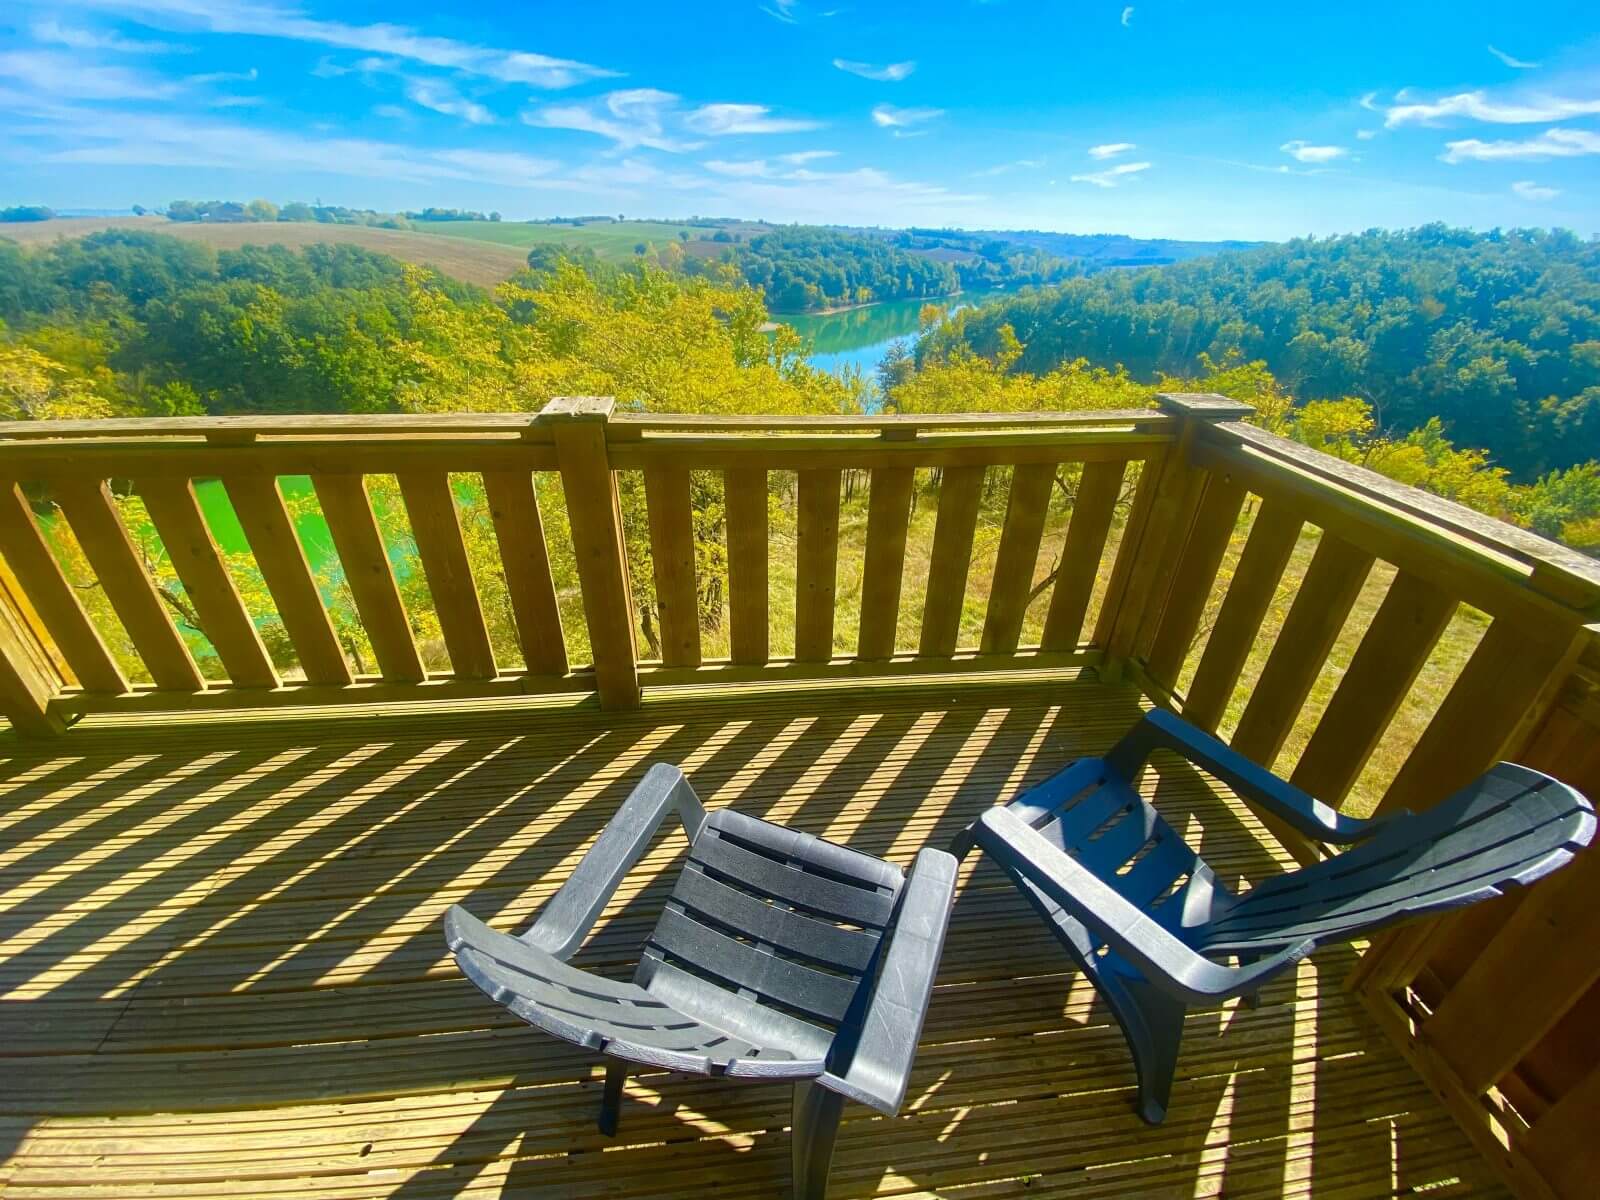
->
[0,673,1505,1198]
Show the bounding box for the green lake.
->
[778,289,1012,380]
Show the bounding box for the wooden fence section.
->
[1129,395,1600,1200]
[0,401,1173,728]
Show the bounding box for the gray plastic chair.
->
[445,763,958,1200]
[953,708,1595,1124]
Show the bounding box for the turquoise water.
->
[778,289,1011,380]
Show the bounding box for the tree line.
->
[926,225,1599,479]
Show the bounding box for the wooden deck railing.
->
[0,393,1595,1198]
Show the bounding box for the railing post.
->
[1100,392,1254,682]
[541,398,641,710]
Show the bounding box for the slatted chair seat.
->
[446,763,958,1200]
[955,708,1595,1125]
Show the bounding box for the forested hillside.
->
[928,227,1600,478]
[694,227,959,312]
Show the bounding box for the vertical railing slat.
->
[0,483,127,693]
[918,465,984,658]
[0,578,66,733]
[980,463,1056,655]
[1288,571,1456,806]
[1143,474,1247,685]
[1228,533,1373,770]
[794,468,841,663]
[642,466,700,668]
[857,466,915,661]
[396,471,497,681]
[1040,460,1124,653]
[1180,499,1302,731]
[1521,1061,1600,1198]
[138,477,279,689]
[1092,449,1167,652]
[223,474,352,686]
[483,470,568,677]
[1377,619,1584,816]
[55,479,204,691]
[725,467,769,666]
[312,473,426,683]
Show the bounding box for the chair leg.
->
[1116,977,1188,1125]
[791,1081,845,1200]
[598,1059,626,1137]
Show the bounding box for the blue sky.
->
[1,1,1596,240]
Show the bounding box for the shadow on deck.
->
[0,672,1504,1198]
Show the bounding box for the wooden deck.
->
[0,672,1506,1199]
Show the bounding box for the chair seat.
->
[445,905,827,1078]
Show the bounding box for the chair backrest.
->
[1200,762,1596,955]
[1011,758,1226,943]
[633,809,906,1059]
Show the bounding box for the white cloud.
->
[405,79,494,125]
[1088,141,1135,160]
[762,0,800,22]
[1488,45,1539,70]
[1384,90,1600,127]
[372,103,408,120]
[185,67,258,85]
[871,103,943,128]
[1355,129,1377,140]
[1511,180,1560,200]
[1121,6,1134,26]
[0,49,180,100]
[972,158,1043,177]
[29,19,186,54]
[60,0,615,88]
[832,59,915,82]
[1069,160,1151,187]
[685,102,820,135]
[703,158,777,178]
[1281,139,1348,163]
[527,89,701,152]
[1442,127,1600,162]
[777,149,836,164]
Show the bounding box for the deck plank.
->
[0,674,1505,1199]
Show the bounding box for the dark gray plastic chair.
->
[445,763,958,1199]
[953,708,1595,1124]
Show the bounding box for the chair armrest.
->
[1107,709,1386,844]
[974,807,1312,1004]
[522,763,707,960]
[821,847,958,1115]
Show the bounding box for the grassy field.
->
[409,218,765,260]
[0,216,533,288]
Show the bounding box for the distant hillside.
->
[0,216,530,288]
[964,229,1262,268]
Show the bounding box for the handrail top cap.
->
[540,396,616,423]
[1156,392,1256,421]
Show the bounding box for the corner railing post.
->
[540,397,641,710]
[1100,392,1255,684]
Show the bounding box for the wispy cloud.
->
[777,149,837,164]
[1384,89,1600,127]
[871,103,943,128]
[1511,180,1560,200]
[528,89,699,152]
[405,79,494,125]
[1441,127,1600,162]
[527,91,816,151]
[1088,141,1135,160]
[972,158,1043,177]
[62,0,616,88]
[1488,45,1539,70]
[185,68,259,85]
[29,19,187,55]
[832,59,914,82]
[1281,139,1348,163]
[1121,6,1134,26]
[684,103,820,135]
[1355,129,1377,140]
[0,49,181,100]
[762,0,800,22]
[1070,160,1150,187]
